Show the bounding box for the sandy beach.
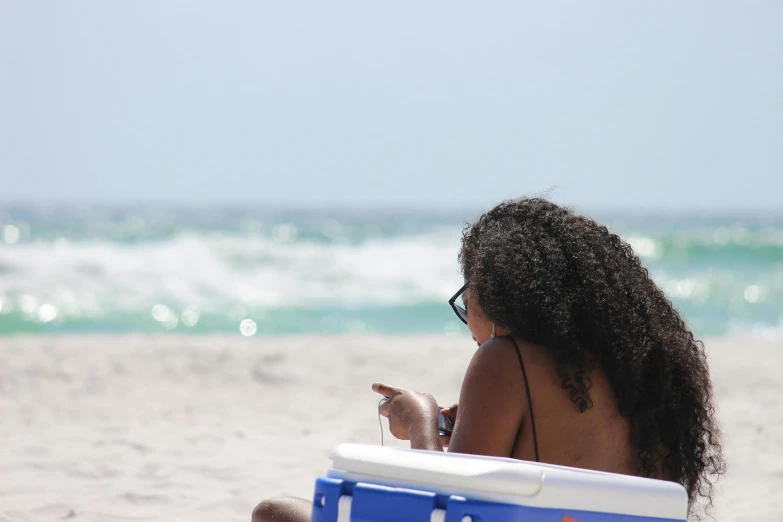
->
[0,335,780,522]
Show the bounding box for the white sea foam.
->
[1,214,782,335]
[0,230,465,317]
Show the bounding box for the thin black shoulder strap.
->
[507,336,540,462]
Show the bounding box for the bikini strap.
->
[507,336,540,462]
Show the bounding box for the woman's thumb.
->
[441,403,458,419]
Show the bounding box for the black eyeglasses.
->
[448,282,469,324]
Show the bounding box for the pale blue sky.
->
[1,1,781,211]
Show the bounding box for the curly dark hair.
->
[459,198,724,514]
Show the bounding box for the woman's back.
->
[508,338,641,476]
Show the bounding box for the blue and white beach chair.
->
[311,444,687,522]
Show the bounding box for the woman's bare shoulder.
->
[449,337,530,456]
[464,336,554,400]
[474,337,557,377]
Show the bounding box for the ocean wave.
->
[0,207,781,336]
[0,231,467,331]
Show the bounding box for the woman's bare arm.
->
[446,337,528,457]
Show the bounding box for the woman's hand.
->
[439,403,458,447]
[440,403,458,421]
[373,382,439,443]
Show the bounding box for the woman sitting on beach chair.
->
[253,198,724,522]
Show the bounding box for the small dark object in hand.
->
[438,410,454,436]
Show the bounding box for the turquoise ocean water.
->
[0,204,781,338]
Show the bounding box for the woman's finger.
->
[440,403,458,420]
[378,398,391,418]
[372,382,401,398]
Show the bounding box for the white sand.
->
[0,335,780,521]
